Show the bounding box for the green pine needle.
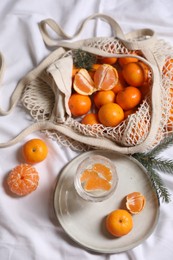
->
[150,157,173,174]
[132,151,172,203]
[72,49,97,70]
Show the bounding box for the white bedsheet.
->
[0,0,173,259]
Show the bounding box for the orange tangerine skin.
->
[106,209,133,237]
[122,62,145,87]
[118,56,138,67]
[7,164,39,196]
[68,93,91,117]
[81,113,100,125]
[22,139,48,164]
[99,57,117,65]
[98,103,124,127]
[93,90,116,109]
[112,70,127,94]
[116,86,142,111]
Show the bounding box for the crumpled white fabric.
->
[0,0,173,259]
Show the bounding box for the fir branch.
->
[146,166,171,203]
[150,157,173,174]
[132,153,172,203]
[72,49,97,71]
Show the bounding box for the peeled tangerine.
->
[73,68,96,95]
[94,64,119,90]
[126,192,146,214]
[7,164,39,196]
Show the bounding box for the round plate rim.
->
[53,150,160,253]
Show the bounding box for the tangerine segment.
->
[73,68,96,95]
[84,175,111,191]
[94,64,118,90]
[106,209,133,237]
[92,163,112,181]
[80,163,113,192]
[7,164,39,196]
[80,169,98,182]
[126,192,146,214]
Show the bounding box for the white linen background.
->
[0,0,173,259]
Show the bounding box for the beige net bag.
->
[0,14,173,154]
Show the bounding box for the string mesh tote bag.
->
[0,13,173,153]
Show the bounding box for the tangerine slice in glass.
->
[126,191,146,214]
[80,165,112,192]
[75,155,118,202]
[7,164,39,196]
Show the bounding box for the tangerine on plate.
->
[116,86,142,111]
[73,68,96,95]
[94,64,118,90]
[81,113,100,125]
[106,209,133,237]
[7,164,39,196]
[122,62,145,87]
[126,192,146,214]
[68,93,91,117]
[22,138,48,164]
[98,103,124,127]
[93,90,116,109]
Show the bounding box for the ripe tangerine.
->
[22,138,48,164]
[81,113,100,125]
[106,209,133,237]
[68,93,91,117]
[118,56,138,67]
[122,62,145,87]
[116,86,142,111]
[98,103,124,127]
[7,164,39,196]
[99,57,117,65]
[93,90,116,109]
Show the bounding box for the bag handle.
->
[39,13,156,50]
[39,13,126,46]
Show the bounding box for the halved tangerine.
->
[7,164,39,196]
[126,191,146,214]
[94,64,118,90]
[73,68,96,95]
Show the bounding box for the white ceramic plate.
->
[54,150,160,253]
